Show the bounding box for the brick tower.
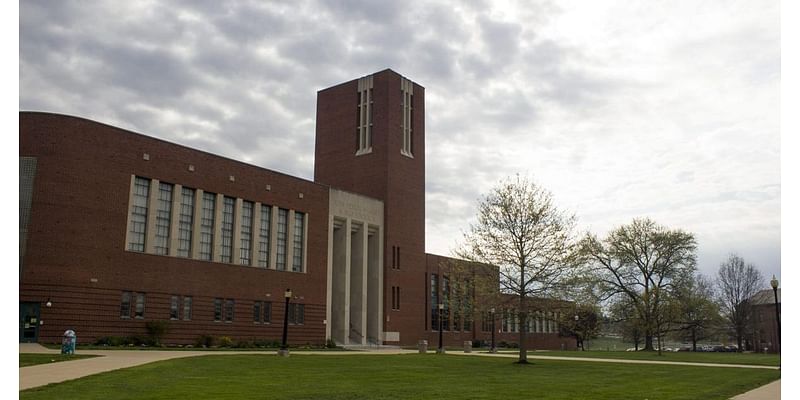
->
[314,69,425,345]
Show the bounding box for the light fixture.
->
[45,298,52,308]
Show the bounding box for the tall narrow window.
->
[214,298,223,321]
[401,78,414,157]
[177,187,194,257]
[258,205,271,268]
[183,297,193,321]
[225,299,235,322]
[134,292,146,319]
[442,276,450,331]
[253,301,262,323]
[240,201,253,265]
[276,208,288,271]
[199,192,216,260]
[356,75,373,155]
[170,295,179,320]
[120,291,131,318]
[128,177,150,252]
[153,182,173,255]
[292,212,304,272]
[430,274,439,330]
[264,301,272,323]
[220,196,235,263]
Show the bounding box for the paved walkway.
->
[20,344,780,398]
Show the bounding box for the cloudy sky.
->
[20,0,780,282]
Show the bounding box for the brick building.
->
[749,289,780,353]
[20,69,574,350]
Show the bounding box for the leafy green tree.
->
[670,274,722,351]
[579,218,697,351]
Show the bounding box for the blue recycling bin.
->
[61,329,76,354]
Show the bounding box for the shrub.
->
[195,334,215,348]
[145,321,170,346]
[95,336,125,346]
[234,339,255,348]
[326,338,338,349]
[217,336,233,347]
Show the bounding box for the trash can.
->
[418,340,428,353]
[464,341,472,353]
[61,329,77,355]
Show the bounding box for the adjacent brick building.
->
[20,69,574,350]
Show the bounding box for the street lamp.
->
[770,276,780,353]
[574,315,581,351]
[279,288,292,357]
[490,308,497,354]
[437,303,445,354]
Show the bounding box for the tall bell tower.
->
[314,69,425,345]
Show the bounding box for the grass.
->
[496,350,781,366]
[20,354,779,399]
[20,354,100,367]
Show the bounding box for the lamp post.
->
[279,288,292,357]
[437,303,445,354]
[770,276,780,354]
[574,315,581,351]
[490,307,497,353]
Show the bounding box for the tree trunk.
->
[691,329,697,352]
[518,311,528,363]
[644,335,654,351]
[737,334,743,353]
[657,334,662,356]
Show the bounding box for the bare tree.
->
[717,254,764,352]
[457,175,579,364]
[579,218,697,351]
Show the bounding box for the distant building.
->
[748,289,780,353]
[20,69,575,350]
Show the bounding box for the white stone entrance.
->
[327,189,383,345]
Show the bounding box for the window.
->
[253,301,262,323]
[292,212,304,272]
[401,78,414,156]
[253,301,272,323]
[183,297,193,321]
[356,76,373,154]
[442,276,450,331]
[463,280,472,331]
[392,246,400,269]
[214,298,223,321]
[170,295,179,320]
[430,274,438,329]
[128,177,150,251]
[120,291,131,318]
[199,192,216,260]
[481,311,491,332]
[240,201,253,265]
[134,292,146,319]
[452,282,460,332]
[258,205,271,268]
[177,187,194,257]
[276,208,288,271]
[220,197,235,263]
[225,299,235,322]
[288,303,305,325]
[153,182,173,255]
[264,301,272,323]
[391,286,400,310]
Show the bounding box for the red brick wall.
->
[314,69,427,345]
[20,112,329,345]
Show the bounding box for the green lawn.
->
[20,354,779,400]
[499,350,780,366]
[20,354,100,368]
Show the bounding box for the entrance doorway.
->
[19,302,40,342]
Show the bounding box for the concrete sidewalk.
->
[20,344,780,399]
[730,379,780,399]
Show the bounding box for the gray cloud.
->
[20,0,781,280]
